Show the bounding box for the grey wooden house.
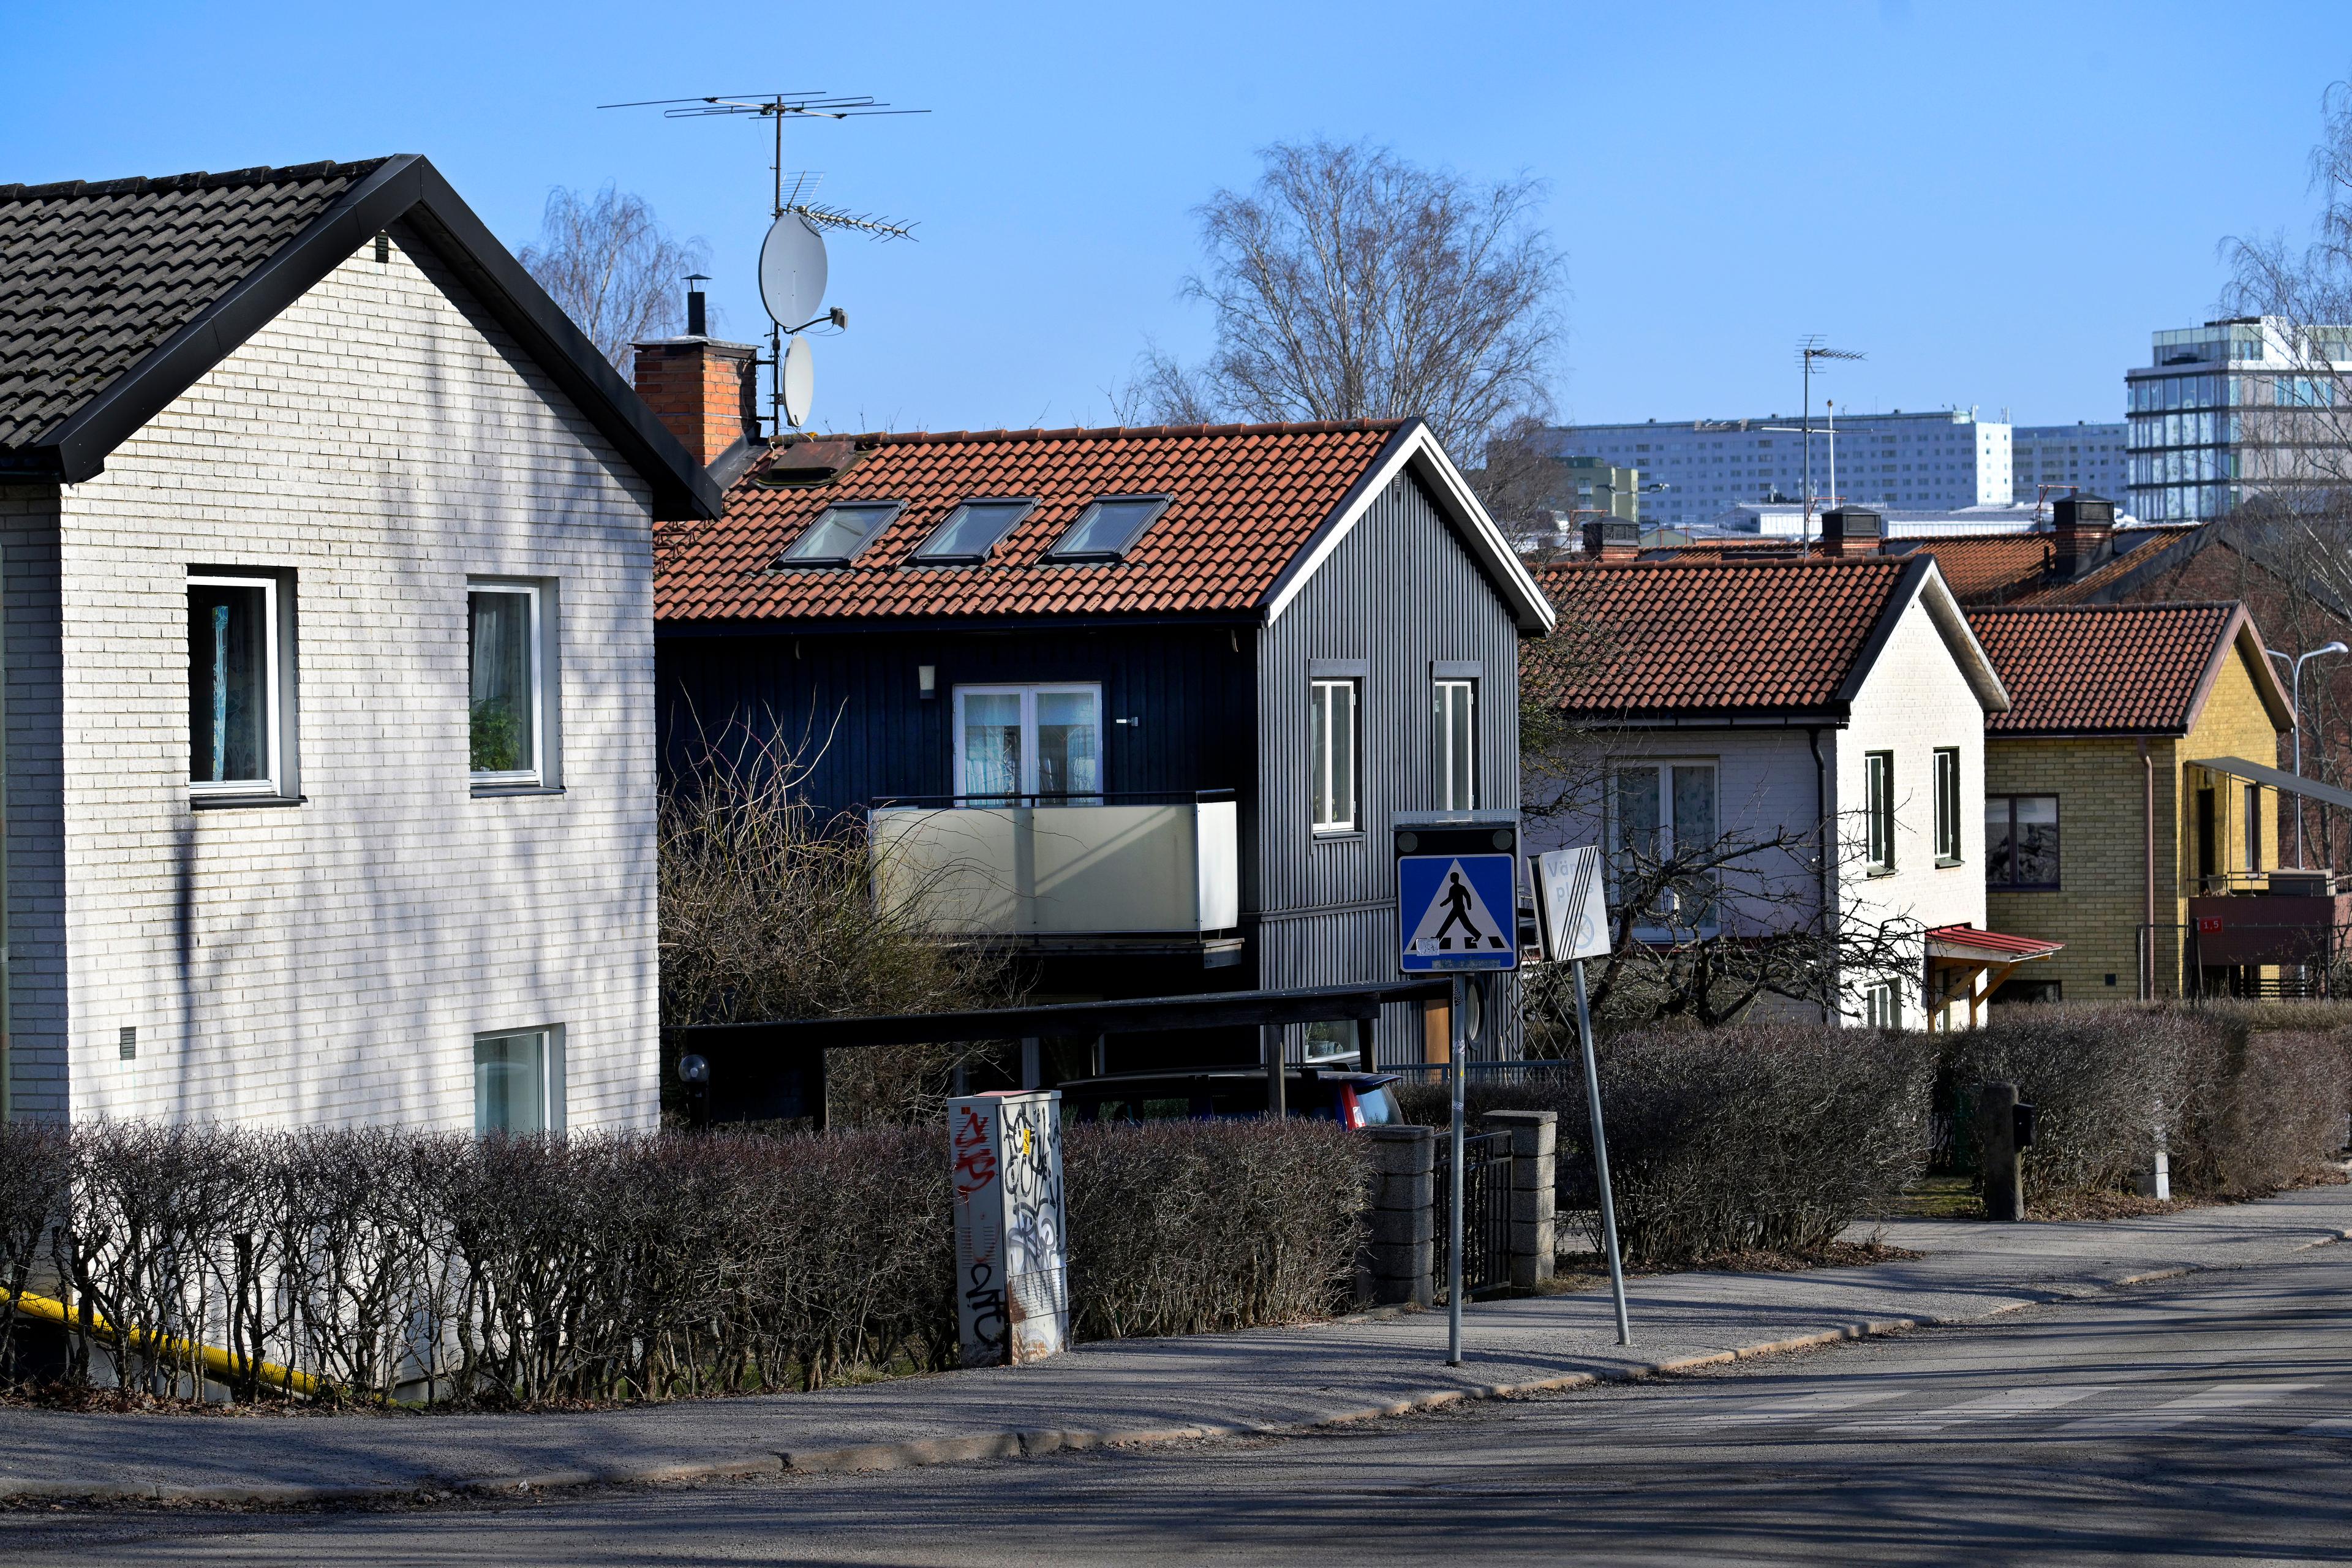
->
[650,413,1554,1067]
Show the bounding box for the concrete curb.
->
[6,1230,2345,1510]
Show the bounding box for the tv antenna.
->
[601,91,925,432]
[1794,337,1864,548]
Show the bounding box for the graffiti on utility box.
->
[948,1089,1068,1367]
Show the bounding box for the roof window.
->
[777,501,902,567]
[913,498,1036,564]
[1046,496,1171,563]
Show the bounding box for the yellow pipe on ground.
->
[7,1290,326,1398]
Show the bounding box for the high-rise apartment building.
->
[2012,423,2127,503]
[1538,410,2011,528]
[2126,315,2352,522]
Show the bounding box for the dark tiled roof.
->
[1531,557,1915,717]
[655,420,1411,622]
[1966,602,2245,734]
[1885,529,2180,605]
[0,160,383,449]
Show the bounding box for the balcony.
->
[869,793,1240,951]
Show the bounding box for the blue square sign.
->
[1398,853,1520,973]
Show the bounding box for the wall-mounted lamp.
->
[918,665,937,699]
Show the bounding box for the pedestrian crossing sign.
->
[1398,853,1519,973]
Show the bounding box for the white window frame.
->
[1310,677,1360,834]
[1433,679,1476,812]
[951,683,1104,802]
[472,1025,565,1137]
[189,572,283,800]
[1864,981,1901,1030]
[1608,759,1721,937]
[468,581,546,788]
[1932,747,1962,865]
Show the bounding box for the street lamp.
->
[2265,641,2348,865]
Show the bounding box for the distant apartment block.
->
[2126,315,2352,524]
[1539,410,2013,528]
[2012,423,2127,504]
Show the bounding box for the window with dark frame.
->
[1864,752,1896,872]
[2245,782,2261,871]
[1046,496,1171,562]
[1933,747,1962,864]
[913,498,1035,564]
[1310,679,1359,832]
[777,501,903,567]
[1985,794,2060,889]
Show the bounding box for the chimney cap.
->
[1819,504,1883,540]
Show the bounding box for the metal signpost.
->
[1531,846,1631,1344]
[1395,812,1520,1368]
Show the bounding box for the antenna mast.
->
[1794,337,1865,551]
[601,91,923,435]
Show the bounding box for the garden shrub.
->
[1423,1024,1932,1265]
[0,1114,1365,1405]
[1061,1119,1368,1341]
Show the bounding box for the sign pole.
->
[1570,957,1630,1346]
[1447,972,1467,1366]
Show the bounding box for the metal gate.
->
[1433,1129,1513,1300]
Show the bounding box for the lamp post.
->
[2265,641,2348,866]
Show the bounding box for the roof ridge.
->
[0,157,390,203]
[1967,600,2239,617]
[794,418,1411,448]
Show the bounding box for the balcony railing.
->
[869,791,1240,939]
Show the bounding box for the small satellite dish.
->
[781,334,815,427]
[759,212,829,326]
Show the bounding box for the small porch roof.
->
[1925,924,2064,963]
[2188,755,2352,813]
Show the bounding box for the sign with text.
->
[948,1089,1068,1367]
[1532,845,1613,962]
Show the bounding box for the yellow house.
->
[1964,602,2294,1001]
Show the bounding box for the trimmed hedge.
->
[0,1118,1368,1406]
[1415,1024,1934,1265]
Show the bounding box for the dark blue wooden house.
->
[652,416,1554,1065]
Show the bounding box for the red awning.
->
[1926,924,2064,962]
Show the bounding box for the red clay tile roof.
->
[1531,556,1918,717]
[654,419,1414,622]
[1926,924,2064,959]
[1965,602,2248,734]
[1886,530,2180,605]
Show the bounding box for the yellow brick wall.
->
[1983,635,2285,1001]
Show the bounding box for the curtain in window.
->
[1434,682,1474,811]
[188,583,269,784]
[961,693,1022,801]
[1036,690,1100,799]
[469,591,534,774]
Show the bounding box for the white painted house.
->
[1531,517,2059,1028]
[0,157,720,1128]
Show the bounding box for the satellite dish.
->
[759,212,828,326]
[781,333,815,427]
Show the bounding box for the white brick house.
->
[0,157,719,1128]
[1531,532,2060,1028]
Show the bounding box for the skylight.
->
[913,498,1036,564]
[1046,496,1171,562]
[777,501,902,567]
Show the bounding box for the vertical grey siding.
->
[1253,472,1526,1062]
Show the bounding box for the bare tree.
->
[520,184,710,369]
[1124,140,1564,458]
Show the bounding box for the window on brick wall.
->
[474,1025,564,1135]
[1986,795,2060,889]
[469,579,560,791]
[189,569,297,802]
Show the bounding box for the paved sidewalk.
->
[3,1184,2348,1505]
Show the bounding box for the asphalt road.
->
[15,1245,2352,1566]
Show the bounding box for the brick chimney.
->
[1819,505,1883,559]
[631,281,759,469]
[1581,518,1642,561]
[2051,493,2116,578]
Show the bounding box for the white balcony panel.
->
[872,801,1239,937]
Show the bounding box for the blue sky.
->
[7,1,2349,436]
